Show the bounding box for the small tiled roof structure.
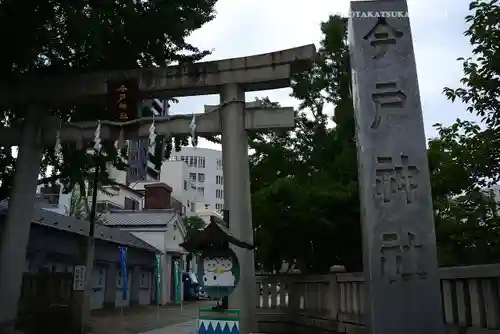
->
[0,202,158,251]
[180,215,253,251]
[103,209,178,227]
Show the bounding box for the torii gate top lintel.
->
[0,44,316,106]
[0,103,296,146]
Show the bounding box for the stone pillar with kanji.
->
[348,1,445,333]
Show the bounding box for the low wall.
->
[255,264,500,334]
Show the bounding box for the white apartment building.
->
[128,161,198,216]
[168,147,224,213]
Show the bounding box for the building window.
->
[198,173,205,183]
[95,201,123,213]
[188,156,194,167]
[183,180,187,190]
[189,173,197,183]
[96,202,107,213]
[216,175,223,185]
[199,157,206,168]
[124,197,139,210]
[205,204,210,210]
[216,203,223,211]
[216,189,224,199]
[198,187,204,196]
[216,159,223,170]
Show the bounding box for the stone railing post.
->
[287,278,300,314]
[328,274,341,320]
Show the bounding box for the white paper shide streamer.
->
[190,113,197,147]
[54,130,62,156]
[94,120,102,153]
[146,117,159,180]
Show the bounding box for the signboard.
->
[107,79,139,122]
[197,248,240,299]
[73,265,86,291]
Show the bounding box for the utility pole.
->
[72,79,139,333]
[72,129,102,333]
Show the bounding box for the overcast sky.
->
[169,0,478,150]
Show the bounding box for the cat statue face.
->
[218,258,233,272]
[203,258,217,273]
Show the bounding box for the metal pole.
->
[77,152,100,333]
[89,152,100,237]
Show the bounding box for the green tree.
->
[182,215,206,271]
[64,179,113,224]
[431,0,500,265]
[0,0,217,198]
[442,0,500,185]
[251,15,362,274]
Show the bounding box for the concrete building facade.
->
[0,203,159,312]
[167,147,224,213]
[103,183,188,305]
[127,99,169,183]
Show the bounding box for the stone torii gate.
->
[0,44,315,334]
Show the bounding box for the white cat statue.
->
[203,258,218,286]
[216,258,235,287]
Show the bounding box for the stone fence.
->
[255,264,500,333]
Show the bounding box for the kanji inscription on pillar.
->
[380,231,427,284]
[375,155,418,204]
[363,17,403,59]
[371,82,407,129]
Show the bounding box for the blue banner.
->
[119,247,128,300]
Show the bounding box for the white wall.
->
[96,185,143,210]
[130,231,166,251]
[124,223,185,305]
[156,161,198,216]
[108,165,127,185]
[36,183,73,216]
[168,147,224,213]
[164,218,186,253]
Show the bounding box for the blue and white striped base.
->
[198,320,239,334]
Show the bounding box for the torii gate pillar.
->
[220,84,257,333]
[0,108,45,333]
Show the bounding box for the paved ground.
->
[90,300,215,334]
[139,320,198,334]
